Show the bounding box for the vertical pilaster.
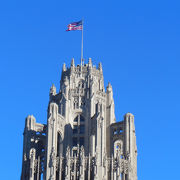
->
[79,147,85,180]
[21,115,36,180]
[29,148,36,180]
[106,83,115,157]
[46,103,58,180]
[124,113,137,180]
[65,147,70,180]
[59,155,62,180]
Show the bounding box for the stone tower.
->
[21,58,138,180]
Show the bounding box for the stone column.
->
[88,154,91,180]
[65,147,70,180]
[79,147,85,180]
[59,156,62,180]
[111,155,114,180]
[117,167,121,180]
[29,148,36,180]
[117,150,121,180]
[37,156,40,180]
[102,153,108,180]
[90,135,95,156]
[74,156,77,180]
[46,103,58,180]
[124,113,137,180]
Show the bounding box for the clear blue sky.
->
[0,0,179,179]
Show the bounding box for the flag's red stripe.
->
[66,25,82,31]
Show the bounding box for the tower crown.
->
[60,58,104,93]
[21,58,137,180]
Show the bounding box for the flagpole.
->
[81,20,83,66]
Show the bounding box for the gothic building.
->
[21,58,138,180]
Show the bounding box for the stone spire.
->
[106,82,112,93]
[71,58,75,67]
[63,63,66,72]
[98,62,102,72]
[49,84,56,96]
[88,58,92,68]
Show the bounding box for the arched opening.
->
[74,116,78,122]
[114,140,123,158]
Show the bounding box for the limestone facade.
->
[21,58,137,180]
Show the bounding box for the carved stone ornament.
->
[24,153,27,161]
[66,146,70,159]
[49,147,56,167]
[30,148,35,159]
[34,159,38,173]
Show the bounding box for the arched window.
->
[114,140,123,157]
[78,80,85,89]
[74,116,78,122]
[73,97,79,109]
[73,115,85,124]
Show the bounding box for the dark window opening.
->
[74,116,78,122]
[80,115,85,122]
[79,137,84,146]
[73,125,78,134]
[80,125,85,134]
[73,137,77,146]
[73,150,77,157]
[95,103,98,113]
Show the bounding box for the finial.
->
[98,62,102,72]
[88,58,92,68]
[71,58,75,67]
[63,63,66,72]
[106,82,112,92]
[50,84,56,96]
[125,112,134,117]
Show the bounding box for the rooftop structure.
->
[21,58,137,180]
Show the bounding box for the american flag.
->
[66,20,83,31]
